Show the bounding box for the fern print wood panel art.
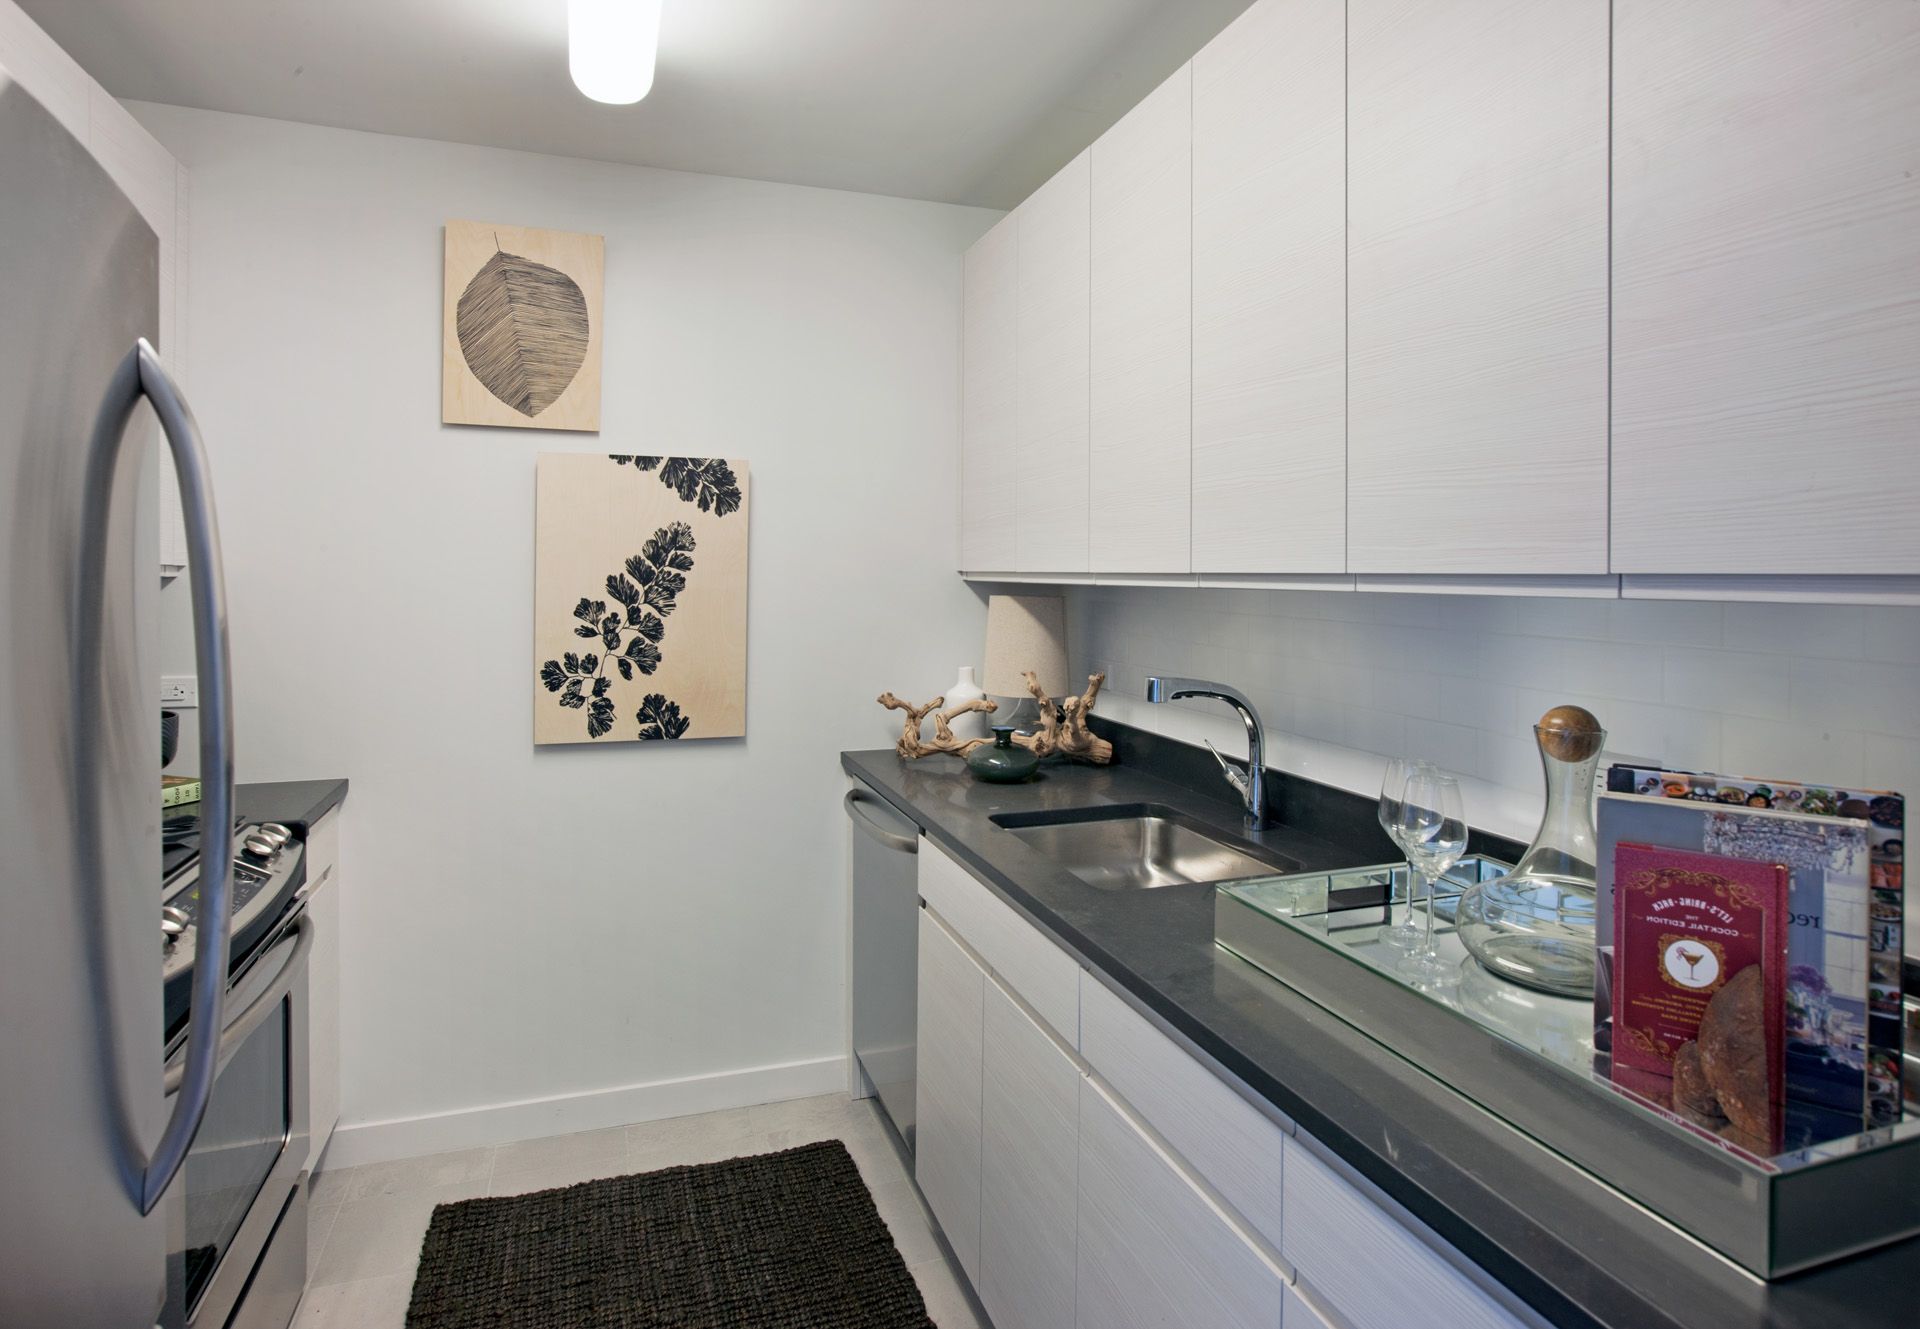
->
[534,454,750,745]
[443,220,604,431]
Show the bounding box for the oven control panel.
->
[162,822,306,1030]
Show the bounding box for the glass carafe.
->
[1457,706,1606,997]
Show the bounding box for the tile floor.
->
[293,1094,987,1328]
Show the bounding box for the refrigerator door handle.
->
[82,339,237,1215]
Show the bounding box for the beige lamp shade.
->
[982,594,1068,698]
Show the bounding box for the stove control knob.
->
[258,823,292,847]
[161,905,189,941]
[242,833,278,861]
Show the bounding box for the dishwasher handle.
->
[845,788,917,854]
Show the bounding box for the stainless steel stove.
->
[161,818,306,1039]
[159,816,313,1329]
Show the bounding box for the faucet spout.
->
[1144,675,1267,828]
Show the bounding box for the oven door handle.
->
[164,917,312,1097]
[82,340,238,1214]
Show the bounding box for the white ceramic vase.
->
[945,666,991,742]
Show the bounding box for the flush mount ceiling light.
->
[569,0,663,104]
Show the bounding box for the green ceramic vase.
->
[968,726,1039,783]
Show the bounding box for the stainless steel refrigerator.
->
[1,62,238,1327]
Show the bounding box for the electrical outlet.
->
[160,675,198,708]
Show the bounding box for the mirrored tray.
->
[1216,858,1920,1278]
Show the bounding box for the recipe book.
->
[1607,765,1904,1127]
[1596,792,1872,1147]
[1611,841,1787,1151]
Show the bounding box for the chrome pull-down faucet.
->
[1144,676,1268,829]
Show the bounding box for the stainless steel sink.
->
[992,805,1300,890]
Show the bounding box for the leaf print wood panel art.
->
[458,251,588,416]
[443,220,604,431]
[534,453,750,745]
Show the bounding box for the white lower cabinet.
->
[1282,1137,1527,1329]
[1281,1284,1337,1329]
[915,908,985,1283]
[1079,971,1287,1255]
[979,980,1079,1329]
[914,854,1530,1329]
[304,809,342,1170]
[1077,1076,1285,1329]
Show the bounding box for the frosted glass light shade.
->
[982,595,1069,698]
[569,0,662,105]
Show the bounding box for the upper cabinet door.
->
[1091,64,1193,574]
[961,213,1018,571]
[1612,1,1920,574]
[1347,0,1609,575]
[1017,151,1092,574]
[1192,0,1346,575]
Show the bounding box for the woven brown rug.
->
[406,1139,937,1328]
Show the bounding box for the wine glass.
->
[1378,757,1426,951]
[1395,770,1468,982]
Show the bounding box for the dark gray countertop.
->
[236,778,348,832]
[841,743,1916,1329]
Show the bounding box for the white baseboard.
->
[321,1054,848,1170]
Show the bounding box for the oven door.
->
[163,913,313,1329]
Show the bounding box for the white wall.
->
[1072,585,1920,845]
[132,101,998,1162]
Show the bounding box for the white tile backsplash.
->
[1793,658,1920,739]
[1067,586,1920,843]
[1437,675,1520,736]
[1662,647,1792,720]
[1560,639,1664,705]
[1723,601,1866,659]
[1405,717,1480,775]
[1720,718,1866,787]
[1864,608,1920,664]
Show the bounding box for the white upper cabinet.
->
[1611,0,1920,574]
[1016,150,1092,574]
[1346,0,1609,575]
[960,213,1018,571]
[1090,64,1193,574]
[1191,0,1346,575]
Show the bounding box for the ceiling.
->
[19,0,1254,209]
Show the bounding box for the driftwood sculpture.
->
[1009,671,1112,764]
[877,692,998,758]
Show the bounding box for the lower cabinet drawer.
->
[1282,1136,1527,1329]
[918,836,1079,1042]
[1282,1284,1338,1329]
[1080,970,1288,1256]
[1078,1076,1286,1329]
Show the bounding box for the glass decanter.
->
[1456,706,1606,997]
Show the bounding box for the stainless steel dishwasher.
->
[847,779,921,1151]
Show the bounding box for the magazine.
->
[1611,841,1787,1152]
[1597,792,1872,1147]
[1608,765,1904,1126]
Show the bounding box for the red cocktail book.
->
[1611,842,1788,1147]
